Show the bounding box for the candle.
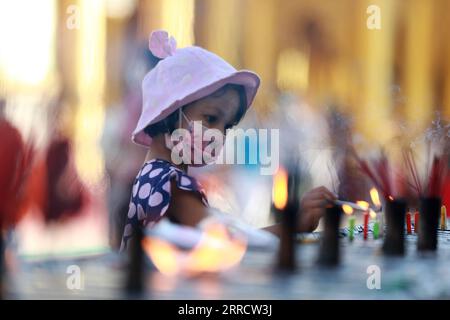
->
[363,213,369,240]
[342,204,355,241]
[373,219,379,239]
[349,216,355,241]
[440,205,447,230]
[370,210,379,239]
[414,210,419,233]
[370,188,383,237]
[406,211,412,234]
[356,201,370,241]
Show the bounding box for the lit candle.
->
[414,210,419,233]
[440,205,447,230]
[343,204,355,241]
[357,201,370,241]
[370,188,383,237]
[406,211,412,234]
[349,216,355,241]
[363,213,369,240]
[370,210,379,239]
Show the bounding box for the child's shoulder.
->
[132,158,207,204]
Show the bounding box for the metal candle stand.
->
[418,197,441,252]
[382,199,406,256]
[318,205,342,266]
[277,163,300,272]
[125,226,145,297]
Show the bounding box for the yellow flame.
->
[388,195,394,201]
[342,204,354,215]
[370,188,381,207]
[272,167,288,210]
[369,209,377,219]
[356,201,370,210]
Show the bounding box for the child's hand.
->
[298,186,337,232]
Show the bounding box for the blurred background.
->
[1,0,449,257]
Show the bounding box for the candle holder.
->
[278,206,297,271]
[382,199,406,256]
[277,163,300,272]
[417,197,441,252]
[318,205,342,266]
[125,226,145,297]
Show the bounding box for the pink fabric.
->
[132,29,261,147]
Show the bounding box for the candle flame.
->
[388,195,394,201]
[369,209,377,219]
[272,167,288,210]
[370,188,381,207]
[356,201,369,210]
[342,204,354,215]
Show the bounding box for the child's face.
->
[182,88,241,136]
[178,88,241,164]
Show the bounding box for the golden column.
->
[137,0,195,46]
[242,0,279,112]
[73,0,107,185]
[442,0,450,119]
[354,0,397,145]
[403,0,435,129]
[195,0,241,67]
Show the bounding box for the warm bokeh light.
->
[0,0,56,89]
[272,167,288,210]
[188,224,246,273]
[370,188,381,207]
[142,223,247,276]
[342,204,354,215]
[142,238,179,276]
[356,201,370,210]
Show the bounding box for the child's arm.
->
[166,179,209,227]
[166,181,335,235]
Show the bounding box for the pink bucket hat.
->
[132,30,261,146]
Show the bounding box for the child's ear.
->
[164,133,174,150]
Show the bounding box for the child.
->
[120,30,336,251]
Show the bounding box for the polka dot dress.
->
[120,159,208,252]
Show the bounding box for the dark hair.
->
[143,83,247,138]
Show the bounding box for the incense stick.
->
[334,200,369,212]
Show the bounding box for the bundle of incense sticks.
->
[403,149,448,199]
[351,149,397,200]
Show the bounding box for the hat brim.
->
[132,70,260,147]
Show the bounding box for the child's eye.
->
[204,115,218,124]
